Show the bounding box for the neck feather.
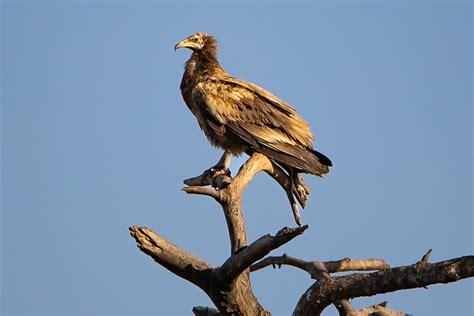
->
[185,36,223,78]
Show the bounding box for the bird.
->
[174,32,332,208]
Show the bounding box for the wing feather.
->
[191,76,330,175]
[193,77,314,149]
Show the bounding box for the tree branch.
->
[334,299,407,316]
[129,226,213,289]
[131,151,472,315]
[218,226,308,283]
[230,153,274,194]
[293,255,474,315]
[251,254,389,280]
[324,258,391,274]
[183,165,232,189]
[181,186,221,201]
[192,306,221,316]
[357,301,407,316]
[334,299,357,316]
[182,152,304,226]
[233,153,305,225]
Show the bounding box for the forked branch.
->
[219,226,308,283]
[293,254,474,315]
[130,153,473,315]
[131,154,311,315]
[183,153,304,225]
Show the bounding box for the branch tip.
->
[420,249,433,264]
[181,186,221,200]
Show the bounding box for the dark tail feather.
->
[257,145,332,177]
[310,149,332,167]
[308,148,332,177]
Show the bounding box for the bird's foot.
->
[184,166,232,189]
[207,166,232,189]
[292,173,310,209]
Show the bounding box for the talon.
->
[292,173,310,209]
[183,151,232,188]
[209,167,231,177]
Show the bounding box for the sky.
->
[1,1,472,315]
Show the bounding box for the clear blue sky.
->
[1,1,472,315]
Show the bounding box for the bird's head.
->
[174,33,216,52]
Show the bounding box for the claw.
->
[183,151,233,189]
[208,167,232,189]
[292,173,310,209]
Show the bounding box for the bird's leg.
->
[291,171,310,209]
[210,150,231,172]
[207,150,232,188]
[183,151,232,189]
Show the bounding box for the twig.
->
[419,249,432,264]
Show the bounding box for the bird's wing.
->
[192,75,315,155]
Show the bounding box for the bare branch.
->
[251,254,308,273]
[182,152,303,226]
[231,153,274,194]
[129,226,213,289]
[218,226,308,283]
[357,301,407,316]
[251,255,389,280]
[192,306,221,316]
[132,151,472,315]
[181,186,221,201]
[324,258,390,273]
[228,153,303,225]
[293,255,474,315]
[334,299,357,316]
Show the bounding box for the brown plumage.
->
[175,32,332,178]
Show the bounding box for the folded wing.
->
[192,74,331,175]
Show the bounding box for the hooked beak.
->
[174,40,187,51]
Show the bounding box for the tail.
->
[307,148,332,176]
[257,144,332,177]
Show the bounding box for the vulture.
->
[175,32,332,205]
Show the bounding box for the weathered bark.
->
[182,154,306,314]
[334,300,407,316]
[356,301,407,316]
[192,306,221,316]
[129,226,213,290]
[251,254,390,280]
[251,254,391,314]
[293,255,474,315]
[129,154,474,315]
[132,154,308,315]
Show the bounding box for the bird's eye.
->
[193,37,199,42]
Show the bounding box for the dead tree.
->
[129,153,473,315]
